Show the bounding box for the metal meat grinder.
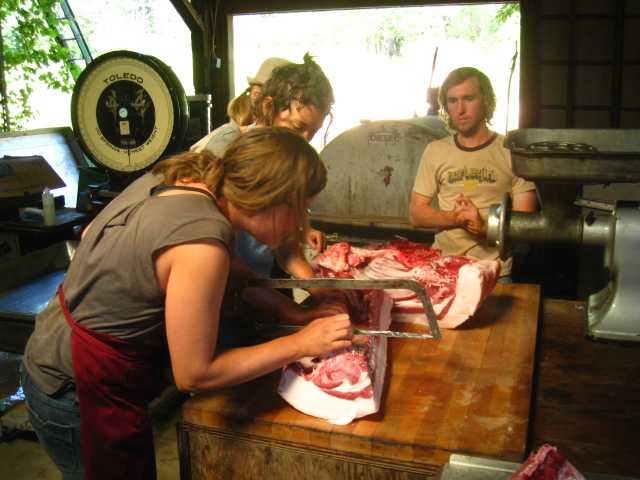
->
[487,129,640,343]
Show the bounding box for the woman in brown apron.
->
[21,128,353,480]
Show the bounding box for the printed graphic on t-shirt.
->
[447,167,497,185]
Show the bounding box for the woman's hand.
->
[304,228,326,252]
[293,314,353,358]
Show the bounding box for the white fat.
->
[278,367,368,425]
[331,372,372,394]
[392,260,499,329]
[278,291,392,424]
[439,261,498,328]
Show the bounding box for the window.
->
[231,4,520,151]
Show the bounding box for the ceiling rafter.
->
[168,0,204,33]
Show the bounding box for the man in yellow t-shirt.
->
[409,67,537,281]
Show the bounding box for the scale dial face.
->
[73,56,175,173]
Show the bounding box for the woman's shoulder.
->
[144,195,234,252]
[146,193,229,227]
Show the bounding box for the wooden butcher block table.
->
[178,283,541,480]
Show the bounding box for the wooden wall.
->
[521,0,640,129]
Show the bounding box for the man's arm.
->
[454,189,539,237]
[409,191,462,230]
[512,190,538,213]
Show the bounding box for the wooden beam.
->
[187,0,208,94]
[219,0,515,15]
[610,0,625,128]
[169,0,205,33]
[210,2,231,127]
[0,20,11,131]
[520,0,540,127]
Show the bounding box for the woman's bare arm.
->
[157,241,353,393]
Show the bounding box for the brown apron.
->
[57,284,162,479]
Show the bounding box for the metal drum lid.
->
[315,118,448,220]
[71,50,189,173]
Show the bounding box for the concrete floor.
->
[0,352,181,480]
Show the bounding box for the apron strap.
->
[152,183,216,201]
[57,284,75,329]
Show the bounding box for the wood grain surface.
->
[179,283,541,478]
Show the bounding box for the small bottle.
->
[42,187,56,226]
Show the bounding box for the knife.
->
[244,277,440,340]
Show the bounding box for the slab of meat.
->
[278,290,392,425]
[509,444,585,480]
[314,240,499,329]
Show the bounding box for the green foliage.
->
[0,0,81,131]
[445,3,520,43]
[369,14,407,58]
[364,4,520,57]
[495,3,521,26]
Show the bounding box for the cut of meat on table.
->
[509,444,585,480]
[393,258,500,329]
[278,290,393,425]
[313,240,500,329]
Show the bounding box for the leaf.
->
[1,0,80,125]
